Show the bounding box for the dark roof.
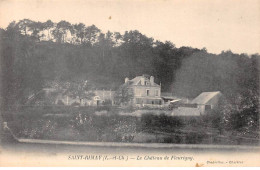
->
[126,76,160,86]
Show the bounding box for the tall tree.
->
[52,20,73,43]
[28,21,44,41]
[84,25,100,46]
[152,41,177,91]
[1,25,43,109]
[16,19,33,36]
[114,32,123,46]
[73,23,86,43]
[43,20,54,40]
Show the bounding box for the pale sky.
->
[0,0,260,54]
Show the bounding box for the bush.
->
[140,113,184,132]
[185,132,207,144]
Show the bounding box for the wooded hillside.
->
[0,19,259,116]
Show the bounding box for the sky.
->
[0,0,259,54]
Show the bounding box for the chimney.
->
[125,77,129,83]
[150,76,154,85]
[141,75,145,85]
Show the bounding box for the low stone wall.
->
[118,109,172,117]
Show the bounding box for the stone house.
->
[123,75,162,107]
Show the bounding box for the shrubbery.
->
[6,104,259,145]
[140,113,184,132]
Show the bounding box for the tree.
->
[122,30,154,47]
[114,32,123,46]
[84,25,100,45]
[43,20,54,40]
[52,20,73,43]
[114,84,133,105]
[73,23,86,43]
[16,19,33,35]
[152,41,177,91]
[28,21,44,41]
[52,80,95,105]
[0,26,43,110]
[105,31,115,47]
[4,21,20,39]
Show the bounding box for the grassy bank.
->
[5,106,259,145]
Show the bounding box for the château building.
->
[123,75,162,107]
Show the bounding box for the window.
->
[146,89,150,96]
[145,81,150,86]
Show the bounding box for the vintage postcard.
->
[0,0,259,167]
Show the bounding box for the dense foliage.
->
[0,19,259,136]
[0,19,204,108]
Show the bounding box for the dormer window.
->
[145,81,150,86]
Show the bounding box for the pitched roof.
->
[129,76,143,85]
[191,91,222,105]
[126,76,160,86]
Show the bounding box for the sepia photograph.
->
[0,0,259,167]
